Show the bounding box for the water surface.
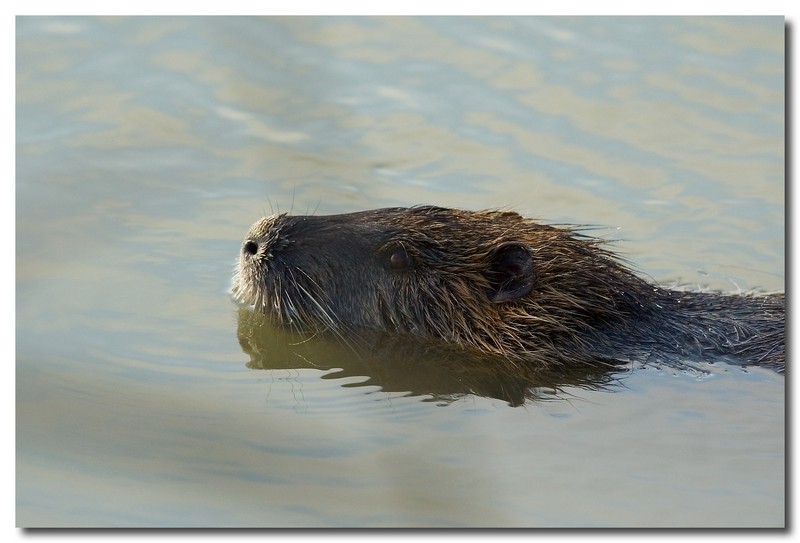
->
[16,16,784,527]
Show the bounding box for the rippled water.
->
[16,16,784,527]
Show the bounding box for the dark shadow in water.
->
[236,308,631,407]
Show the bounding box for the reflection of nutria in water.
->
[232,206,785,372]
[235,308,625,407]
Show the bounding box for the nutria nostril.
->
[231,206,785,371]
[242,240,259,256]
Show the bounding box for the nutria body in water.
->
[231,206,785,371]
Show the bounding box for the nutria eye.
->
[385,245,413,271]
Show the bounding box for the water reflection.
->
[236,308,626,407]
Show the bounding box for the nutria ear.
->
[485,242,535,303]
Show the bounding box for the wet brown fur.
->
[232,206,785,372]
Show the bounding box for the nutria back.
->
[232,206,785,372]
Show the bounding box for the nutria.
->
[231,206,785,372]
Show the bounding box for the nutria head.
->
[232,206,660,365]
[233,206,784,370]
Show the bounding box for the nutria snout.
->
[231,206,785,371]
